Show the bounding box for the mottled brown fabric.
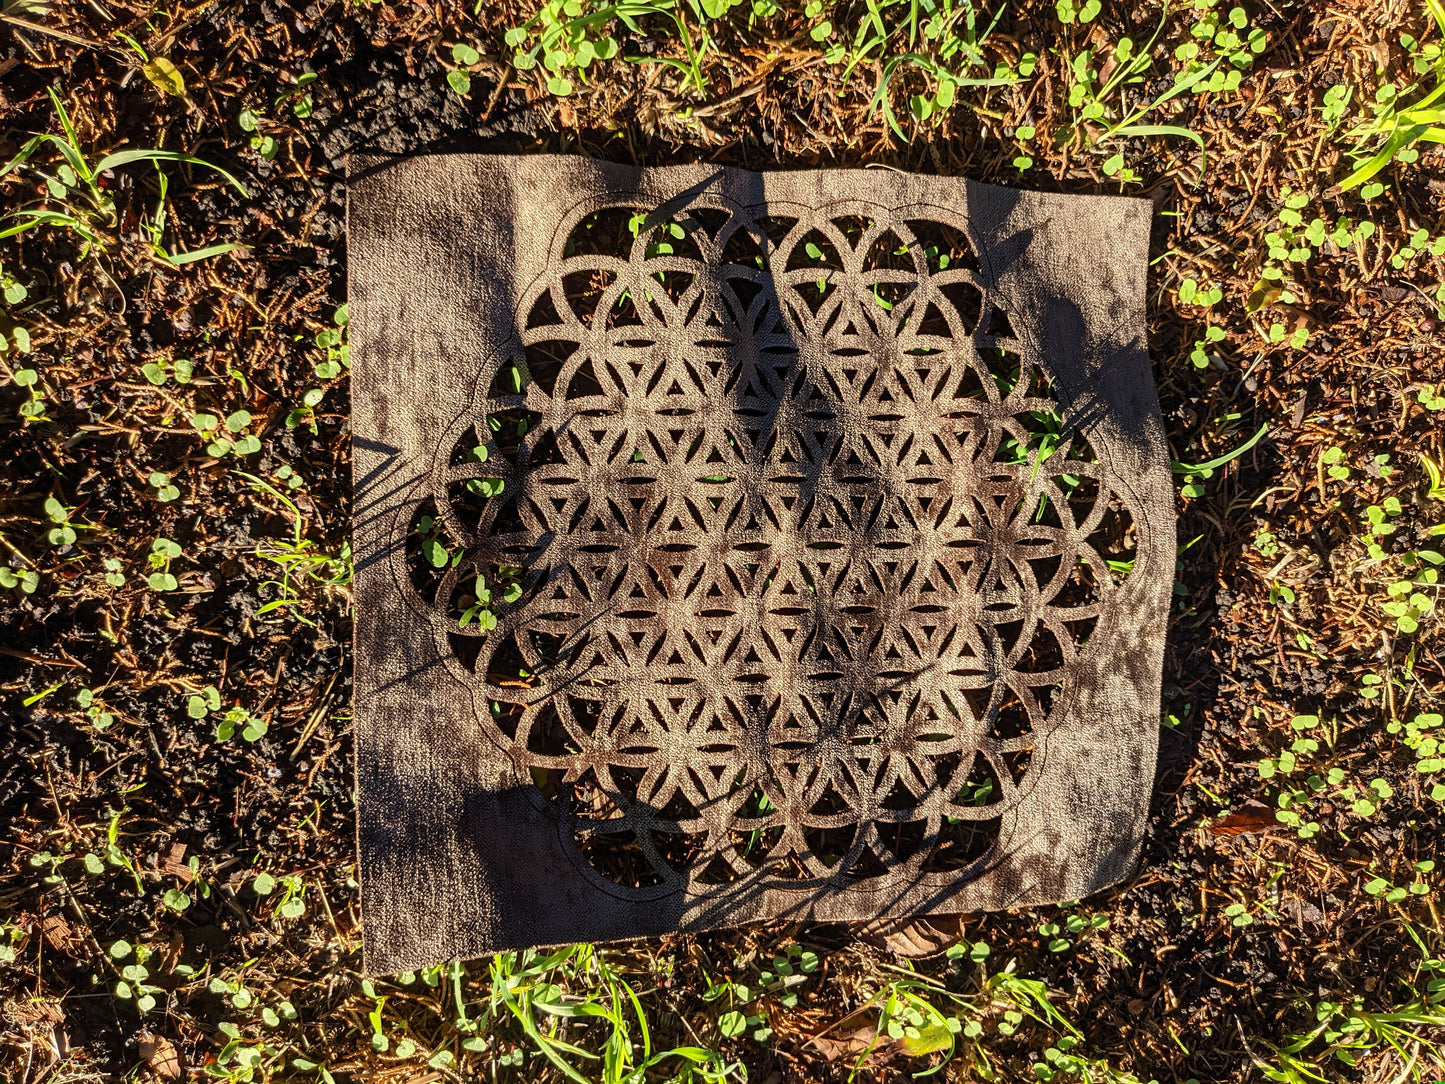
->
[348,155,1173,974]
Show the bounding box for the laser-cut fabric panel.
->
[349,156,1173,973]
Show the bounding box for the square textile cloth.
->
[348,154,1174,973]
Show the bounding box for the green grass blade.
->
[45,86,92,182]
[1172,423,1269,474]
[94,148,249,197]
[41,134,91,187]
[1115,122,1205,151]
[0,209,98,244]
[165,242,251,266]
[621,975,652,1059]
[0,135,43,179]
[1115,122,1208,176]
[1338,127,1413,190]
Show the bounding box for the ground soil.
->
[1,1,1443,1082]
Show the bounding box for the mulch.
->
[1,1,1442,1081]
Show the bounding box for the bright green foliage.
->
[192,408,261,457]
[1389,712,1444,800]
[506,1,671,98]
[1011,123,1036,170]
[313,305,349,378]
[0,261,27,307]
[1058,0,1267,182]
[486,944,742,1082]
[1238,185,1384,348]
[111,938,166,1012]
[810,0,1029,137]
[1171,423,1270,497]
[1381,570,1437,633]
[215,703,268,742]
[286,387,326,432]
[701,943,820,1045]
[187,685,222,719]
[139,163,250,265]
[141,356,194,386]
[1037,911,1108,953]
[12,356,46,418]
[503,0,1029,139]
[1178,277,1223,307]
[148,471,180,502]
[76,686,115,729]
[0,260,30,356]
[1224,901,1254,927]
[1260,985,1445,1082]
[0,566,39,594]
[1321,82,1352,130]
[239,105,279,159]
[148,537,182,591]
[1188,323,1225,369]
[1055,0,1100,25]
[235,471,352,625]
[449,42,481,94]
[1336,0,1445,190]
[44,496,77,546]
[1254,714,1409,839]
[0,86,247,261]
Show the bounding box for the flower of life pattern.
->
[404,197,1138,900]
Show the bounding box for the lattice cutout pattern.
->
[402,200,1139,899]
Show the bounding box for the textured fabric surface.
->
[348,155,1173,973]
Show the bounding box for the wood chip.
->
[160,841,192,882]
[39,913,82,956]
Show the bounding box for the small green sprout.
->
[313,305,349,378]
[0,567,39,594]
[286,387,325,432]
[141,357,194,385]
[216,705,268,742]
[44,496,77,546]
[449,43,480,95]
[187,685,221,719]
[148,537,182,591]
[148,471,179,502]
[239,107,278,158]
[193,409,260,456]
[77,687,115,729]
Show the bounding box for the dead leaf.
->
[138,1029,185,1081]
[859,913,962,957]
[142,57,186,98]
[1245,285,1282,315]
[809,1025,886,1062]
[157,933,185,976]
[1209,800,1283,837]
